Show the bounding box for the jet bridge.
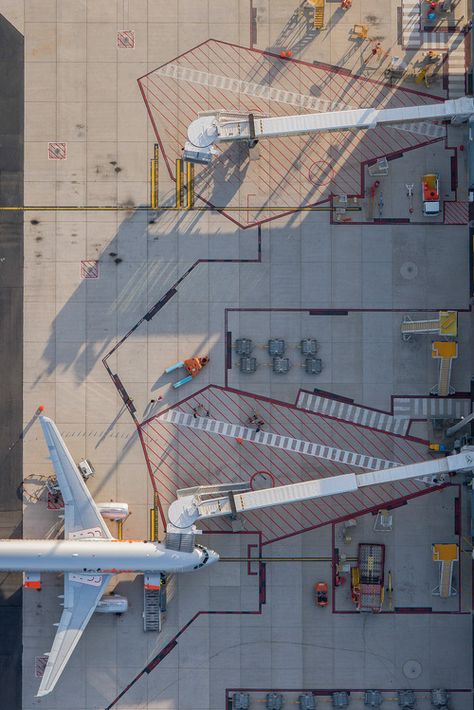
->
[183,97,474,164]
[166,450,474,533]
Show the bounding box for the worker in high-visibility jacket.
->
[183,356,209,377]
[165,355,210,389]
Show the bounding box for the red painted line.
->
[219,380,431,444]
[278,403,383,510]
[343,420,405,468]
[149,428,235,522]
[139,37,446,230]
[373,425,422,463]
[137,436,180,499]
[373,126,407,154]
[207,392,312,532]
[373,431,423,478]
[137,426,167,529]
[145,77,196,136]
[137,38,218,82]
[263,482,450,547]
[297,387,353,407]
[211,391,315,491]
[192,396,302,534]
[172,425,238,483]
[170,421,239,485]
[247,543,260,575]
[137,79,174,178]
[251,396,361,517]
[143,97,181,145]
[210,388,329,526]
[147,75,180,110]
[250,413,354,507]
[268,398,412,505]
[144,75,201,131]
[297,410,418,500]
[269,400,368,487]
[141,425,192,492]
[168,61,296,210]
[144,421,211,490]
[155,428,233,512]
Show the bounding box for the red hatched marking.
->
[80,260,100,279]
[140,385,431,543]
[250,470,275,490]
[138,39,444,228]
[35,656,48,678]
[444,201,468,224]
[117,30,135,48]
[48,142,67,160]
[308,160,335,186]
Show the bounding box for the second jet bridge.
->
[184,97,474,164]
[166,451,474,534]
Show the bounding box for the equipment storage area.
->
[332,485,467,613]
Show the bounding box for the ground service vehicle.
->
[422,173,440,216]
[314,581,329,606]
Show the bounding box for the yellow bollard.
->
[175,158,183,208]
[150,144,159,209]
[186,161,194,209]
[149,508,155,541]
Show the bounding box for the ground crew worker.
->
[192,403,210,418]
[183,356,209,377]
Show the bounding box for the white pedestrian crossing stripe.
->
[296,392,409,435]
[159,409,399,470]
[402,0,422,48]
[393,396,471,419]
[400,0,466,97]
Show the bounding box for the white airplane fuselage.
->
[0,538,218,574]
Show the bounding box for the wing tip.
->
[36,670,55,697]
[39,415,53,424]
[36,687,51,697]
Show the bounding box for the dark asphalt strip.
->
[0,13,24,710]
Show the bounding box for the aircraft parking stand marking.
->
[141,386,434,543]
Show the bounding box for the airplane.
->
[0,416,218,697]
[1,415,472,696]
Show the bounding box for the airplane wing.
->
[37,573,112,697]
[40,416,112,539]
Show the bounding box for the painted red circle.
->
[250,470,276,491]
[308,160,335,186]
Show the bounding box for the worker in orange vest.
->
[183,356,209,377]
[165,355,210,389]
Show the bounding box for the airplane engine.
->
[95,594,128,614]
[96,502,129,521]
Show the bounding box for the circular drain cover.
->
[400,262,418,280]
[403,660,422,678]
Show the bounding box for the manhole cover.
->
[403,659,422,678]
[400,261,418,280]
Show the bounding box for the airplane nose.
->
[208,549,220,564]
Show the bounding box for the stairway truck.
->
[422,174,440,216]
